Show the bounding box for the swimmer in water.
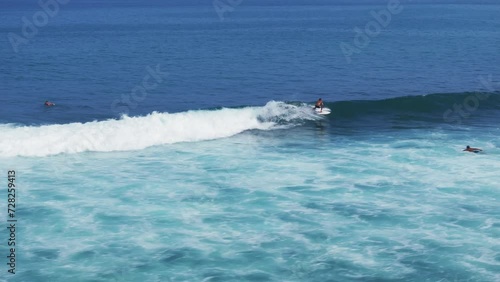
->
[463,145,482,153]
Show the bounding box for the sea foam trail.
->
[0,101,319,157]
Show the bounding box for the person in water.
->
[315,98,324,111]
[463,145,482,153]
[44,101,55,106]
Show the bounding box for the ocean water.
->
[1,1,500,281]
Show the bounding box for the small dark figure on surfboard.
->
[314,98,324,112]
[463,145,482,153]
[44,101,55,107]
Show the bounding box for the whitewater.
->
[1,95,500,281]
[1,1,500,280]
[0,102,320,157]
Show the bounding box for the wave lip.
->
[0,101,319,157]
[329,92,500,119]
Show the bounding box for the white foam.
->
[0,101,318,157]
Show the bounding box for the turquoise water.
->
[1,1,500,281]
[2,100,500,281]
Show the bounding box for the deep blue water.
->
[1,1,500,281]
[1,1,499,124]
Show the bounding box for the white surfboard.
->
[313,107,331,115]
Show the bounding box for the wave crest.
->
[0,101,319,157]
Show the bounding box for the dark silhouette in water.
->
[463,145,482,153]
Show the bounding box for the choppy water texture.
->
[1,1,500,281]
